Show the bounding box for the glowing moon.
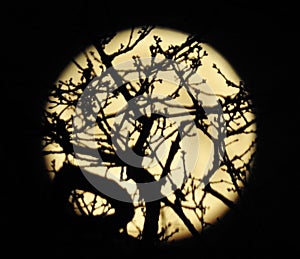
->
[42,26,257,243]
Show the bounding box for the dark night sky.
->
[1,1,298,258]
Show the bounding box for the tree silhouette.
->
[41,25,257,246]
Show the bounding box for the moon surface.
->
[43,26,257,243]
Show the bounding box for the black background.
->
[1,1,298,258]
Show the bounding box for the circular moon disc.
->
[42,26,257,243]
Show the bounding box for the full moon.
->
[42,26,257,244]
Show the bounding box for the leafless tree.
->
[41,25,257,246]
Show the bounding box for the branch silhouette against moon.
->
[41,26,257,245]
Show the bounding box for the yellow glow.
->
[43,26,256,243]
